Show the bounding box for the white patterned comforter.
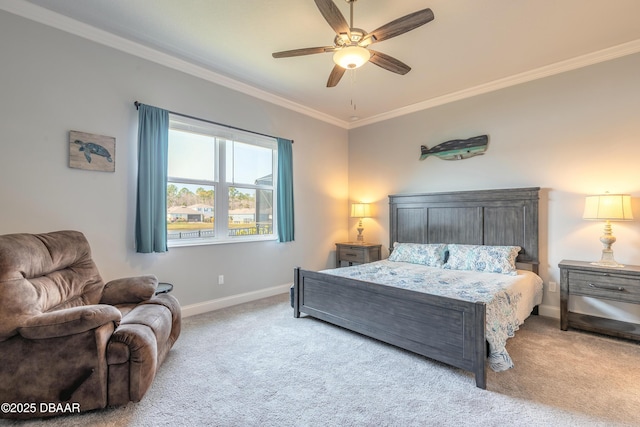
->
[321,260,543,372]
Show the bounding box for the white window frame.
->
[167,114,278,247]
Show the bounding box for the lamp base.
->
[590,261,625,268]
[590,249,624,268]
[591,224,624,267]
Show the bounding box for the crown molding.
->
[0,0,350,129]
[349,38,640,129]
[3,0,639,131]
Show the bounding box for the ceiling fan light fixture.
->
[333,46,370,69]
[272,1,434,87]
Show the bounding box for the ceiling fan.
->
[272,0,434,87]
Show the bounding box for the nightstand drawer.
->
[569,271,640,304]
[338,247,365,263]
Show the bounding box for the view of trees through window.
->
[167,184,214,208]
[167,185,273,240]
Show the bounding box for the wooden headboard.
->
[389,187,540,271]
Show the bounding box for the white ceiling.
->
[6,0,640,128]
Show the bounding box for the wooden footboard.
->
[294,267,487,389]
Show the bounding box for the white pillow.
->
[443,244,521,275]
[388,242,447,267]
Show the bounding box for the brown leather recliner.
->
[0,230,181,419]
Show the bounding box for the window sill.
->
[167,235,278,248]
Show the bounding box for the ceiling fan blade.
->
[314,0,350,36]
[327,64,346,87]
[368,8,434,43]
[272,46,335,58]
[369,50,411,75]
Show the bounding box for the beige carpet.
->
[2,293,639,426]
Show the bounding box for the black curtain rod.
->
[134,101,293,143]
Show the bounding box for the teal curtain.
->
[135,104,169,253]
[276,138,294,242]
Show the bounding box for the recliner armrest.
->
[18,304,121,340]
[100,275,158,305]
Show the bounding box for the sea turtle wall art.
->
[419,135,488,161]
[69,130,116,172]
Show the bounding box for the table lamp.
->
[583,193,633,267]
[351,203,371,242]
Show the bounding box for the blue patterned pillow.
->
[443,244,521,275]
[388,243,447,267]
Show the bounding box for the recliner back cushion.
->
[0,230,104,341]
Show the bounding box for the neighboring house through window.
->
[167,114,277,245]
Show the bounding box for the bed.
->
[292,187,542,389]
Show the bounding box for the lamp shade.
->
[351,203,371,218]
[333,46,371,69]
[583,194,633,221]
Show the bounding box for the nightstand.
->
[335,242,382,267]
[559,260,640,341]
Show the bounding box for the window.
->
[167,115,277,245]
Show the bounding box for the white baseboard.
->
[181,283,292,317]
[538,304,560,319]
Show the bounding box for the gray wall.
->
[348,52,640,321]
[0,11,349,310]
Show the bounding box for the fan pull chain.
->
[349,69,357,112]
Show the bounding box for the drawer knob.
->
[589,283,625,292]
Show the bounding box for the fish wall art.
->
[419,135,488,161]
[68,130,116,172]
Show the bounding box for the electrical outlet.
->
[218,275,224,285]
[548,281,557,292]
